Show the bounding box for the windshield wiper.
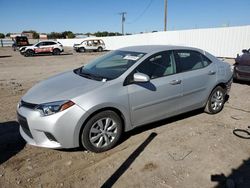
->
[74,68,109,81]
[79,72,106,81]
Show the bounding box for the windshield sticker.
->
[123,55,140,61]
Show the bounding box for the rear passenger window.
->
[201,54,212,67]
[174,50,211,72]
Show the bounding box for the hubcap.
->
[89,118,117,148]
[211,90,224,111]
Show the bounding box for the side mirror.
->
[133,73,150,83]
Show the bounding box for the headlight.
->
[230,65,235,73]
[17,100,21,109]
[35,100,75,116]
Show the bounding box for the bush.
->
[0,33,5,38]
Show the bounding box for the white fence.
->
[0,39,14,47]
[58,25,250,58]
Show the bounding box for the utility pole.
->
[164,0,167,31]
[119,12,127,35]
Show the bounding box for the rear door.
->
[173,50,217,111]
[127,51,183,126]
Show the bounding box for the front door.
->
[127,51,183,126]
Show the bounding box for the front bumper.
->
[73,47,80,52]
[234,66,250,81]
[17,103,88,149]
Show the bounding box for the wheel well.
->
[78,107,125,146]
[205,82,228,107]
[215,83,227,90]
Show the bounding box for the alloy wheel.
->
[89,118,118,148]
[210,90,224,111]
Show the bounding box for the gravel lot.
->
[0,47,250,188]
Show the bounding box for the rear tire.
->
[53,48,61,55]
[80,111,123,153]
[205,86,226,114]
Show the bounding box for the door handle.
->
[208,70,216,75]
[169,79,182,85]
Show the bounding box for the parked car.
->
[233,49,250,81]
[73,39,105,52]
[12,36,31,51]
[19,41,64,57]
[17,45,233,152]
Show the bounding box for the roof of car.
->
[38,40,58,43]
[119,45,203,54]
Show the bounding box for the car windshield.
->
[77,50,145,81]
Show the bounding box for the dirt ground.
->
[0,47,250,188]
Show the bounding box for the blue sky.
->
[0,0,250,34]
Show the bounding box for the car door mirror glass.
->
[133,73,150,83]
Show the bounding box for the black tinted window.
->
[136,51,176,79]
[43,41,55,46]
[201,54,212,67]
[174,50,209,72]
[37,42,45,47]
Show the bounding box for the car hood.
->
[20,45,34,50]
[73,44,81,47]
[19,46,29,50]
[22,71,105,104]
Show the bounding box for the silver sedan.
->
[17,45,233,152]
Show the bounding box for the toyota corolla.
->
[17,45,233,152]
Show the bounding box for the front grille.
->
[17,112,33,138]
[20,100,37,109]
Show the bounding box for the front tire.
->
[97,47,103,52]
[79,47,85,53]
[25,49,34,57]
[80,111,123,153]
[205,86,226,114]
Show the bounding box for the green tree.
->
[0,33,5,38]
[94,31,122,37]
[48,32,63,39]
[22,30,39,39]
[32,32,39,39]
[62,31,75,39]
[85,32,92,37]
[95,31,102,37]
[6,33,11,37]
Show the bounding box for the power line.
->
[127,0,154,24]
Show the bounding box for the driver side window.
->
[135,51,176,79]
[36,42,44,47]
